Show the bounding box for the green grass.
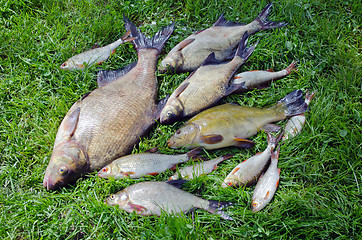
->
[0,0,361,239]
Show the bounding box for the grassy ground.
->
[0,0,361,239]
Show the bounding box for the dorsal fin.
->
[201,52,224,66]
[96,61,136,87]
[213,13,246,27]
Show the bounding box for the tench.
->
[232,62,297,92]
[60,30,135,70]
[169,154,233,180]
[160,32,257,124]
[98,148,201,179]
[158,3,287,73]
[282,91,316,141]
[167,90,307,150]
[251,147,280,212]
[106,181,233,220]
[221,133,277,188]
[43,17,175,190]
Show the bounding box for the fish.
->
[232,62,297,92]
[98,147,201,179]
[167,90,308,150]
[106,181,233,220]
[43,16,175,190]
[169,154,233,180]
[221,133,277,188]
[158,3,287,73]
[282,91,316,141]
[251,147,280,212]
[60,30,135,70]
[159,32,257,124]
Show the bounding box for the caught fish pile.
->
[45,2,316,219]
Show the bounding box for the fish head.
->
[43,141,89,190]
[251,198,264,212]
[106,191,129,207]
[167,123,198,149]
[160,97,184,124]
[60,59,82,70]
[158,51,184,73]
[221,176,240,188]
[98,164,115,179]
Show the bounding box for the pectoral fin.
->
[233,137,255,148]
[128,202,146,212]
[178,39,195,51]
[174,82,190,98]
[199,134,224,144]
[60,107,80,140]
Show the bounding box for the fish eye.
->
[61,63,67,67]
[176,130,181,135]
[58,166,68,176]
[102,167,108,172]
[109,194,116,200]
[166,111,173,117]
[227,182,233,186]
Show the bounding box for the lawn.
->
[0,0,361,239]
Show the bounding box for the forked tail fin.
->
[255,3,288,30]
[123,15,175,52]
[278,90,308,117]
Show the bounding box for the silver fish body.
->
[43,17,174,190]
[232,62,297,91]
[251,147,280,212]
[160,33,256,124]
[106,181,233,219]
[282,91,316,141]
[169,154,232,180]
[221,133,277,188]
[159,3,287,73]
[98,148,201,179]
[60,31,134,70]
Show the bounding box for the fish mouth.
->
[167,139,175,148]
[43,175,64,191]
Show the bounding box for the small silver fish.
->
[159,3,287,73]
[232,62,297,91]
[169,154,233,180]
[106,181,233,220]
[251,147,280,212]
[160,32,257,124]
[221,133,277,188]
[282,91,316,141]
[98,148,201,179]
[60,30,135,70]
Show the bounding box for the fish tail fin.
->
[271,146,280,163]
[186,147,202,159]
[123,15,174,52]
[266,132,278,149]
[208,200,233,220]
[255,3,288,31]
[234,32,258,62]
[278,90,308,117]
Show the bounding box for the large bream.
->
[43,17,174,190]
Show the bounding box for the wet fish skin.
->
[43,17,175,190]
[251,147,280,212]
[159,3,287,73]
[60,30,135,70]
[232,62,297,91]
[221,133,277,188]
[169,154,233,180]
[167,90,307,150]
[98,148,201,179]
[106,181,233,220]
[160,32,256,124]
[282,91,316,141]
